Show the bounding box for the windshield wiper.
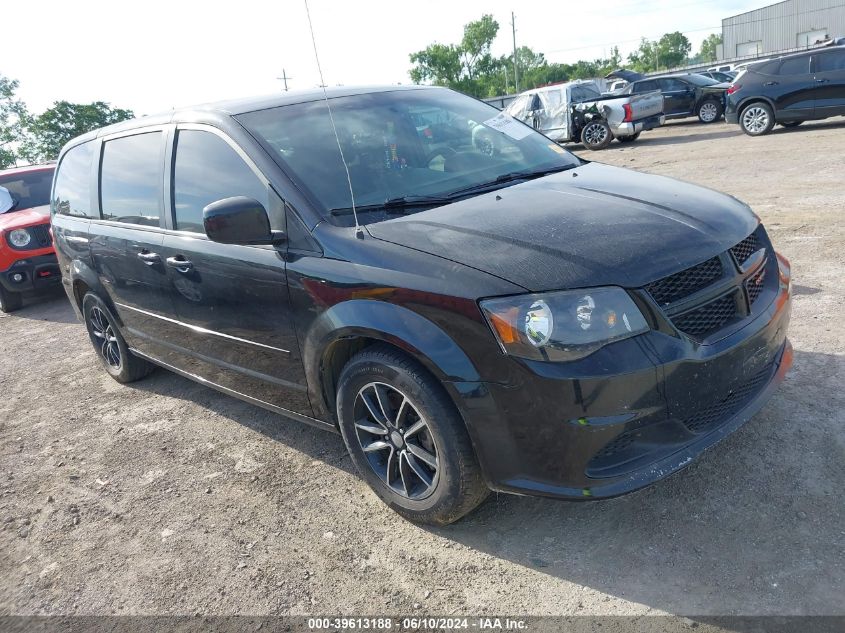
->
[446,164,577,198]
[329,195,452,217]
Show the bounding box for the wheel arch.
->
[68,261,120,324]
[302,300,482,424]
[736,96,776,116]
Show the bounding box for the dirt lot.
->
[1,118,844,618]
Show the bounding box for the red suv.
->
[0,164,59,313]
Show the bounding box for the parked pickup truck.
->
[504,80,665,150]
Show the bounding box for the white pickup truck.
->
[505,80,665,150]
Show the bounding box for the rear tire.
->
[697,99,723,123]
[336,344,489,525]
[0,286,23,313]
[617,133,641,143]
[82,293,155,383]
[740,102,775,136]
[779,120,803,128]
[580,120,613,150]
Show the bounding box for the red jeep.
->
[0,164,59,313]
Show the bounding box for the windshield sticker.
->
[482,112,533,140]
[548,143,566,154]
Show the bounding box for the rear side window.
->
[633,80,658,93]
[172,130,268,233]
[816,51,845,72]
[778,56,811,75]
[53,143,93,217]
[659,78,688,91]
[100,132,163,227]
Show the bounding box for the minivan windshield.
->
[238,88,580,226]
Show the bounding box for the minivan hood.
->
[367,162,757,292]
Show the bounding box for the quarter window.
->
[172,130,268,233]
[778,56,810,75]
[53,142,93,217]
[816,51,845,72]
[100,132,163,227]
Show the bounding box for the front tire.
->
[0,286,23,313]
[740,102,775,136]
[82,293,154,383]
[698,99,723,123]
[580,120,613,150]
[336,344,488,525]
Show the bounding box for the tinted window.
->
[571,85,601,102]
[53,143,93,217]
[684,74,720,86]
[753,60,780,75]
[816,51,845,72]
[779,56,811,75]
[0,168,53,212]
[100,133,162,227]
[238,89,579,226]
[633,80,658,93]
[173,130,268,233]
[659,78,688,91]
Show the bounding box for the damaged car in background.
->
[505,79,665,150]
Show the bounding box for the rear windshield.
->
[237,88,579,226]
[0,169,54,213]
[684,74,720,86]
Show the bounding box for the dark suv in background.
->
[51,86,792,524]
[612,73,728,123]
[726,44,845,135]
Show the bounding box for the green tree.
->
[699,33,722,63]
[25,101,134,162]
[627,32,692,72]
[410,14,504,97]
[0,73,29,169]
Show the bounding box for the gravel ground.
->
[1,118,843,618]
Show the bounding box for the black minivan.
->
[51,86,792,524]
[726,44,845,135]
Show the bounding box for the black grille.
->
[746,267,766,306]
[673,292,738,338]
[731,232,758,265]
[644,257,723,305]
[592,431,637,460]
[682,363,773,434]
[31,224,52,247]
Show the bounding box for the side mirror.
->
[202,197,285,246]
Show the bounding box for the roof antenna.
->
[304,0,362,237]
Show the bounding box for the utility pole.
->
[276,68,292,91]
[511,12,519,93]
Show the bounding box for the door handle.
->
[166,256,194,273]
[815,78,830,83]
[763,81,779,86]
[137,251,161,265]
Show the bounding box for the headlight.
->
[480,287,649,361]
[8,229,32,248]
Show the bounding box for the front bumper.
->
[0,253,61,293]
[452,255,792,500]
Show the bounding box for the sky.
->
[4,0,763,116]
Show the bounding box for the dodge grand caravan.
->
[51,86,792,524]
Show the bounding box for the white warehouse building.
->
[721,0,845,59]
